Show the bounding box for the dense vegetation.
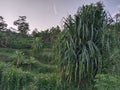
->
[0,2,120,90]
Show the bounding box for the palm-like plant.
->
[12,51,25,67]
[56,3,112,88]
[32,37,43,56]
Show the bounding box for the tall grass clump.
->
[0,66,33,90]
[31,37,43,58]
[10,51,25,67]
[55,2,114,89]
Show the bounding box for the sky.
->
[0,0,120,31]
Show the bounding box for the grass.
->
[94,74,120,90]
[0,47,59,90]
[0,60,59,90]
[0,48,15,62]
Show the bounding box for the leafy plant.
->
[55,2,113,88]
[0,66,33,90]
[94,74,120,90]
[32,37,43,57]
[11,51,25,67]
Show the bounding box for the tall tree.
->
[14,16,30,36]
[115,12,120,22]
[32,28,39,37]
[0,16,7,31]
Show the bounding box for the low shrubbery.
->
[95,74,120,90]
[0,62,58,90]
[0,67,33,90]
[9,38,33,49]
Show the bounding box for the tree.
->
[32,28,39,37]
[114,12,120,40]
[0,16,7,31]
[115,12,120,22]
[40,29,51,42]
[0,16,8,47]
[49,26,61,42]
[14,16,30,36]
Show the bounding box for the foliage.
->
[32,26,61,44]
[34,73,58,90]
[0,61,58,90]
[0,31,9,48]
[55,2,114,88]
[0,66,33,90]
[14,16,29,36]
[31,37,44,60]
[9,37,33,49]
[0,16,7,31]
[11,51,25,67]
[0,62,6,84]
[94,74,120,90]
[32,37,43,53]
[0,2,120,90]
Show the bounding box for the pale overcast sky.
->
[0,0,120,31]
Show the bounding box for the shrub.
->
[55,2,114,88]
